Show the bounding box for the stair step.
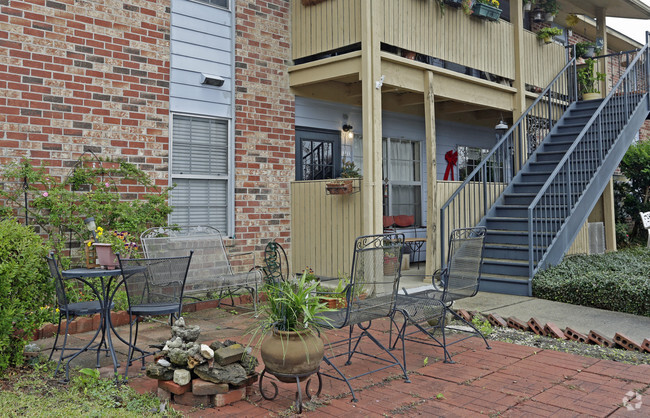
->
[535,150,565,162]
[484,230,552,245]
[482,258,530,276]
[478,274,531,296]
[483,244,532,261]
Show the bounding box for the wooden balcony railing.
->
[292,0,565,90]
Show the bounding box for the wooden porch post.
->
[360,0,383,236]
[511,0,526,171]
[596,6,616,251]
[424,71,438,276]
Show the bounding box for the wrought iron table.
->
[61,266,144,376]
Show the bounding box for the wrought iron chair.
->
[117,253,193,377]
[46,253,109,381]
[317,233,410,402]
[391,227,490,364]
[262,240,289,284]
[141,226,261,310]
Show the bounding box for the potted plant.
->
[537,27,563,44]
[325,159,360,195]
[444,0,463,8]
[575,41,601,59]
[577,58,606,101]
[251,271,332,382]
[471,0,502,21]
[88,227,140,269]
[523,0,534,11]
[542,0,559,22]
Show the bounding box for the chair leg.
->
[321,355,358,403]
[360,328,410,383]
[447,306,491,350]
[125,314,135,379]
[49,314,62,362]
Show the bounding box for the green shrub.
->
[0,218,54,372]
[533,247,650,316]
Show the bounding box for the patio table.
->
[61,266,144,376]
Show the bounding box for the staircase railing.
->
[528,34,650,280]
[439,51,578,267]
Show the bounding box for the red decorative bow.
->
[444,150,458,181]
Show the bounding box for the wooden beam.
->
[289,54,362,87]
[424,70,438,276]
[436,102,486,115]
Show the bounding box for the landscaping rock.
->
[174,369,191,386]
[240,352,259,375]
[200,344,214,359]
[209,340,225,352]
[157,358,172,368]
[194,362,247,385]
[146,363,174,381]
[172,323,201,343]
[214,344,245,366]
[168,347,189,367]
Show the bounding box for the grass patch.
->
[532,247,650,316]
[0,358,179,417]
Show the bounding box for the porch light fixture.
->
[495,120,508,139]
[342,124,354,142]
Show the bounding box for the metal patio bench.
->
[391,226,491,364]
[141,226,262,310]
[317,233,410,402]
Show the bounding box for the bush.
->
[532,247,650,317]
[0,218,54,372]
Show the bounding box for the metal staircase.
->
[439,36,650,296]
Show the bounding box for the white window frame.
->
[169,112,234,236]
[188,0,230,11]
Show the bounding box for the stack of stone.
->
[146,317,258,407]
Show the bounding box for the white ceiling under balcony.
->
[560,0,650,19]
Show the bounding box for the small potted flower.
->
[472,0,502,21]
[325,159,361,195]
[88,227,140,269]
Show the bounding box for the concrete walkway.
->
[34,300,650,417]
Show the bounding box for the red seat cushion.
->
[394,215,415,227]
[383,216,395,228]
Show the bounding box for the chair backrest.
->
[46,253,68,308]
[118,253,193,311]
[141,226,232,294]
[442,227,486,302]
[263,241,288,284]
[342,233,404,327]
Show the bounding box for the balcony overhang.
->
[560,0,650,19]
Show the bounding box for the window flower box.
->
[472,2,502,21]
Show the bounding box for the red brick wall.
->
[234,0,295,266]
[0,0,171,189]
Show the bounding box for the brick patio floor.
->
[38,304,650,417]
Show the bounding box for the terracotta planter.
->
[320,297,346,309]
[93,243,118,269]
[325,180,353,195]
[261,328,324,382]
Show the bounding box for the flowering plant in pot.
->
[577,58,606,100]
[249,271,332,382]
[88,227,140,269]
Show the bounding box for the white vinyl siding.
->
[170,114,229,232]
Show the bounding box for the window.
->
[296,128,341,180]
[170,114,230,233]
[382,138,422,225]
[458,145,508,182]
[192,0,229,9]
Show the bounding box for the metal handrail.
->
[439,52,578,268]
[527,33,650,281]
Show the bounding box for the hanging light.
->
[342,124,354,143]
[495,119,508,139]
